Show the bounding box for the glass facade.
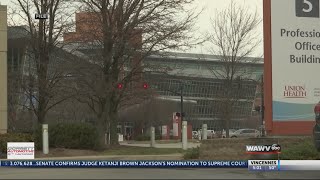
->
[144,56,263,131]
[7,47,24,73]
[7,27,263,132]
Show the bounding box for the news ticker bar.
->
[0,160,247,168]
[0,160,319,170]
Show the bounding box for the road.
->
[1,168,320,179]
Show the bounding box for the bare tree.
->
[207,1,261,138]
[10,0,78,126]
[72,0,200,147]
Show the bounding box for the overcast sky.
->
[190,0,263,55]
[1,0,263,56]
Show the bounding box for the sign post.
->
[150,126,155,148]
[42,124,49,154]
[182,121,188,150]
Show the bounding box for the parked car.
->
[193,129,216,139]
[221,129,237,138]
[207,130,215,139]
[192,131,199,139]
[229,129,260,138]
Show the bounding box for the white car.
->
[193,129,215,139]
[192,131,199,139]
[221,129,237,138]
[207,130,215,138]
[229,129,260,138]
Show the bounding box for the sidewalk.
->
[0,154,183,160]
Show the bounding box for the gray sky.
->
[1,0,263,55]
[190,0,263,55]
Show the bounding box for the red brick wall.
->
[64,12,144,84]
[64,12,142,46]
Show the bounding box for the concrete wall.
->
[0,5,7,134]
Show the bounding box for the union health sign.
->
[271,0,320,121]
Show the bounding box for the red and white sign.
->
[7,142,35,159]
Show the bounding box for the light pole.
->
[261,74,265,137]
[162,80,187,141]
[180,84,184,142]
[160,77,195,141]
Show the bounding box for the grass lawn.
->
[199,137,320,160]
[280,138,320,160]
[128,140,199,144]
[104,146,185,155]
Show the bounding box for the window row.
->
[153,81,256,99]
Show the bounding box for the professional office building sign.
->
[271,0,320,121]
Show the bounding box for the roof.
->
[59,42,263,64]
[63,42,264,79]
[148,52,264,64]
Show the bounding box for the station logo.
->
[284,85,307,98]
[246,144,281,154]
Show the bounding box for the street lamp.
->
[171,85,184,142]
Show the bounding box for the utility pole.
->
[261,74,265,137]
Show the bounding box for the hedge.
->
[1,122,99,156]
[183,147,200,159]
[34,123,99,150]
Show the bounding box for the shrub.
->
[33,123,99,150]
[183,147,200,159]
[0,133,34,155]
[33,125,44,150]
[280,139,320,160]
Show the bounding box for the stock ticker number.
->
[296,0,320,17]
[9,161,33,166]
